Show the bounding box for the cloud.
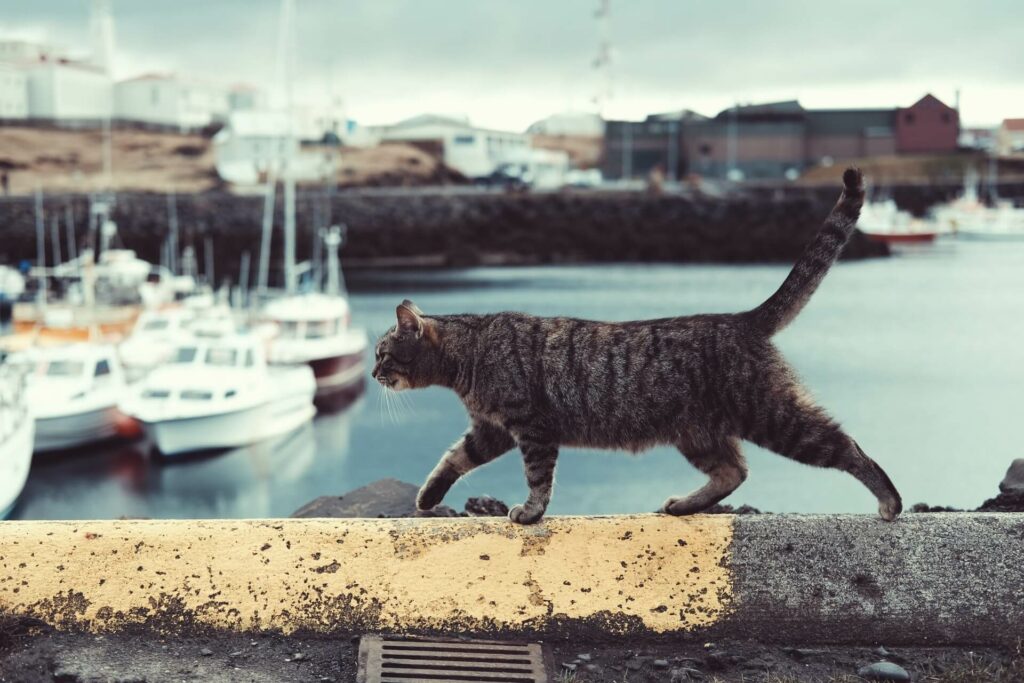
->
[4,0,1023,129]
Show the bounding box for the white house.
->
[527,111,605,137]
[23,57,112,121]
[0,62,28,119]
[114,73,232,130]
[213,109,329,186]
[998,119,1024,156]
[379,114,532,178]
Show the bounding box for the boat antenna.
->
[257,171,276,296]
[323,224,346,297]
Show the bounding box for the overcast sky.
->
[5,0,1023,130]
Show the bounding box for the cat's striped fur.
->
[372,168,902,524]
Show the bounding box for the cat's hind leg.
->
[660,436,748,516]
[416,420,515,511]
[747,391,902,521]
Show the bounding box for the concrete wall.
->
[1,514,1021,645]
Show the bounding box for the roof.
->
[714,100,805,122]
[901,93,954,111]
[1002,119,1024,131]
[390,113,472,130]
[119,72,176,83]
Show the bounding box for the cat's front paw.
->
[508,504,544,525]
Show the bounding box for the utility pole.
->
[592,0,613,116]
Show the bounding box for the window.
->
[171,347,198,364]
[180,390,213,400]
[43,361,85,377]
[141,319,170,332]
[94,359,111,377]
[142,389,171,399]
[244,349,255,367]
[279,320,300,339]
[306,320,331,339]
[151,86,159,106]
[453,134,476,145]
[205,348,237,367]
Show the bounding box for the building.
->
[213,110,328,185]
[602,94,961,181]
[894,94,959,154]
[997,119,1024,156]
[23,56,112,123]
[683,101,807,180]
[0,62,28,119]
[603,110,704,181]
[959,127,997,153]
[527,112,605,137]
[114,73,232,130]
[377,114,532,178]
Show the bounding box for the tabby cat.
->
[372,168,902,524]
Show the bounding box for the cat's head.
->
[371,299,439,391]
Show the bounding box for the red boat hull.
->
[864,232,937,244]
[308,350,367,408]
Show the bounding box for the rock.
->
[857,661,911,681]
[291,479,420,518]
[625,658,644,671]
[465,495,510,516]
[653,659,670,668]
[576,653,592,662]
[672,668,704,682]
[414,504,461,518]
[909,503,961,512]
[199,648,213,657]
[229,651,243,658]
[999,459,1024,493]
[704,503,761,514]
[585,664,601,673]
[292,652,306,662]
[560,662,577,672]
[875,646,892,658]
[976,491,1024,512]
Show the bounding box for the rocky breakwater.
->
[0,189,887,279]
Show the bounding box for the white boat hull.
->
[34,405,122,452]
[140,389,315,456]
[1,410,34,518]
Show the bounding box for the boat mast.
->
[280,0,298,295]
[33,188,47,309]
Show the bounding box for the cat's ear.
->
[397,299,425,336]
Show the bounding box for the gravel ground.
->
[3,620,1023,683]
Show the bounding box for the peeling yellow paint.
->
[0,515,734,635]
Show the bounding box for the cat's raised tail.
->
[749,167,865,336]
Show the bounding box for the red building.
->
[894,94,959,154]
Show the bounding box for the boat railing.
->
[0,363,30,445]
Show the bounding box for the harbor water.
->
[11,240,1024,520]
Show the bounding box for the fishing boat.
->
[0,363,34,518]
[954,200,1024,241]
[263,243,368,406]
[857,199,938,244]
[118,307,198,382]
[11,343,130,452]
[120,332,316,456]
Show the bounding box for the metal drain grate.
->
[357,635,548,683]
